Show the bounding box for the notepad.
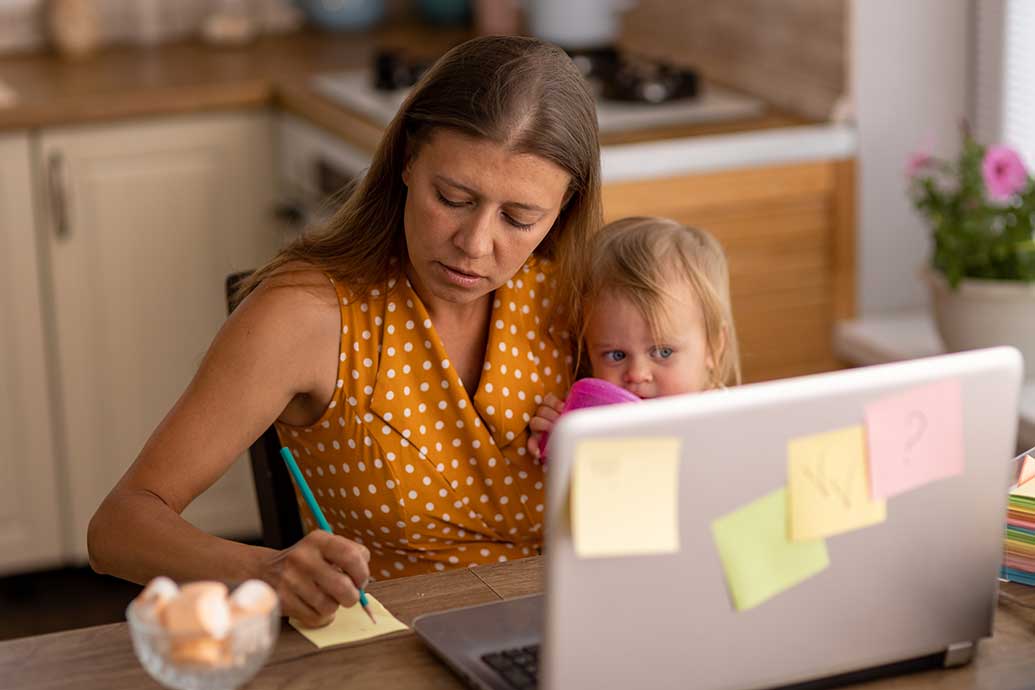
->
[864,379,965,500]
[711,488,830,611]
[787,426,886,541]
[289,593,408,648]
[571,437,681,558]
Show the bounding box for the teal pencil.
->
[279,447,376,624]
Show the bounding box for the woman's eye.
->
[603,350,626,363]
[652,346,674,359]
[504,214,534,231]
[436,191,466,208]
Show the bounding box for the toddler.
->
[529,216,741,458]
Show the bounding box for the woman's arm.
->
[88,272,368,627]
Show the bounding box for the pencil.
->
[279,447,376,624]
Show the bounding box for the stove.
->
[314,49,765,137]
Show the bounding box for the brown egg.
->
[133,576,179,625]
[170,636,231,667]
[161,585,231,639]
[229,580,278,617]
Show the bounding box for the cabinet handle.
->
[47,151,70,240]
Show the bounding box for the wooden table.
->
[6,556,1035,689]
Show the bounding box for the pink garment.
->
[538,378,641,461]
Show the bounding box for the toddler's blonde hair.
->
[579,216,741,388]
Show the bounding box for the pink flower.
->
[905,150,932,178]
[982,145,1029,201]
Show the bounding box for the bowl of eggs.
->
[126,577,279,690]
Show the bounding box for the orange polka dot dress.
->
[275,258,572,580]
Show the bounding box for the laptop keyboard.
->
[481,644,540,689]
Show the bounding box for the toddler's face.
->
[584,286,716,399]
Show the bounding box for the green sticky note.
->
[711,488,829,611]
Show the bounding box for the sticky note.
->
[711,488,829,611]
[571,437,681,558]
[1019,455,1035,487]
[864,379,964,500]
[1014,478,1035,499]
[289,594,407,648]
[787,426,886,541]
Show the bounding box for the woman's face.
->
[401,129,571,309]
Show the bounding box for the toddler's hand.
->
[527,393,566,460]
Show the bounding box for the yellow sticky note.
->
[711,488,829,611]
[289,594,407,648]
[787,426,887,541]
[571,437,681,558]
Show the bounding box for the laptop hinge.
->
[943,641,975,667]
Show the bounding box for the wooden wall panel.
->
[619,0,847,121]
[601,158,855,384]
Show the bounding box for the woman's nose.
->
[452,210,494,258]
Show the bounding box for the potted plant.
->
[908,127,1035,378]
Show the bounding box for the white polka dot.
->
[405,464,414,473]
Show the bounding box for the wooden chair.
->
[225,272,304,550]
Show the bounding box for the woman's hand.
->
[259,530,371,627]
[527,393,566,460]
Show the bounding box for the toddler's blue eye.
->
[603,350,626,362]
[653,346,674,359]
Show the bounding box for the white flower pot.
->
[925,269,1035,379]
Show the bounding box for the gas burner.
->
[566,47,699,104]
[373,49,433,91]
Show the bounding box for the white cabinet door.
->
[39,111,279,561]
[0,133,64,574]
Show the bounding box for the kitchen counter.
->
[0,26,836,160]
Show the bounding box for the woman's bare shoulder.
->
[226,264,342,377]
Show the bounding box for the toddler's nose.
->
[623,361,653,384]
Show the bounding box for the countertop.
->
[0,27,856,178]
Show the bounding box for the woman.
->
[88,35,602,628]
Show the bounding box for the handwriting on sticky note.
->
[290,593,407,648]
[787,426,886,541]
[711,488,829,612]
[571,437,681,558]
[864,379,964,500]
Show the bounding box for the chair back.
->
[225,272,304,550]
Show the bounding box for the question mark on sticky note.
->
[903,410,927,464]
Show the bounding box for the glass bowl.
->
[126,596,280,690]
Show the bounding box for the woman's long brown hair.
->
[236,35,602,337]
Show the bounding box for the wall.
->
[619,0,847,121]
[851,0,972,314]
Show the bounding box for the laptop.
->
[414,347,1023,690]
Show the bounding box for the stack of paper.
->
[1003,456,1035,585]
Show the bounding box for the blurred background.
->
[0,0,1031,640]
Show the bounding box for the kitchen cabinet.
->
[0,132,65,575]
[603,158,855,383]
[38,111,279,561]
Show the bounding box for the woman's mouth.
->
[439,262,485,288]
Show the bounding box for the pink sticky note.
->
[1019,455,1035,487]
[864,379,964,500]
